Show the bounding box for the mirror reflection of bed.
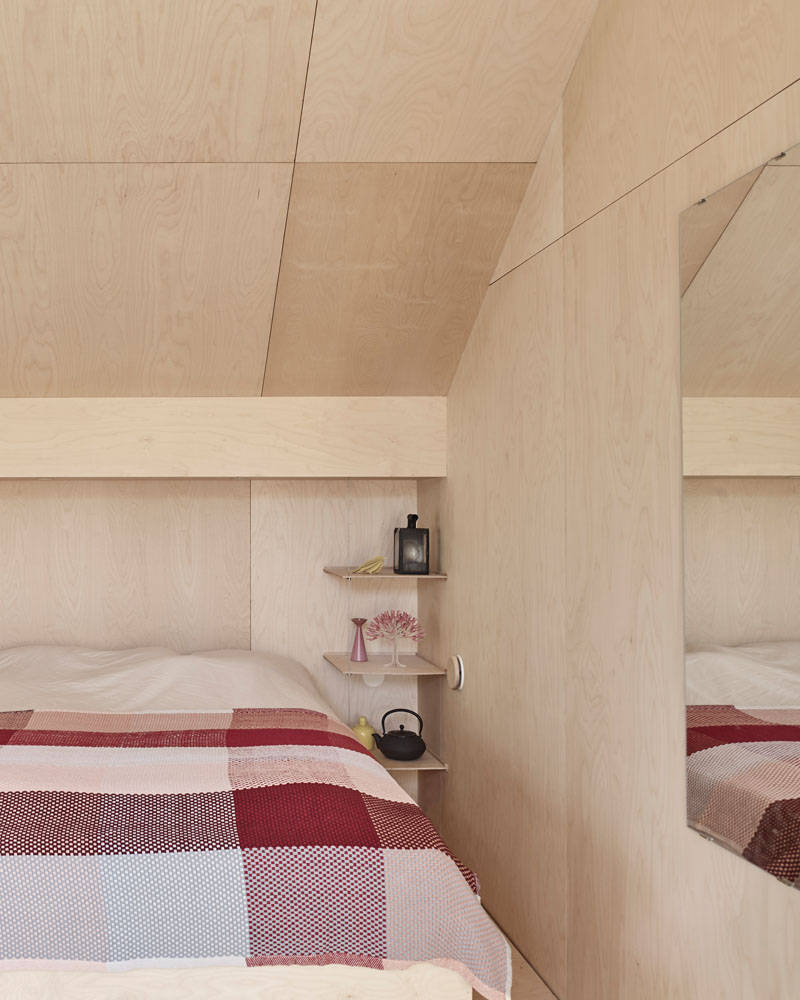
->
[681,142,800,887]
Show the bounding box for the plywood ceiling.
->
[263,163,533,396]
[0,0,597,397]
[295,0,599,163]
[681,160,800,396]
[678,166,762,296]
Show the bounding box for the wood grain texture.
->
[492,108,564,282]
[432,72,800,1000]
[250,479,424,799]
[560,84,800,998]
[0,164,290,397]
[0,480,249,651]
[682,397,800,477]
[678,166,762,296]
[683,478,800,647]
[682,166,800,396]
[562,0,800,230]
[0,0,315,162]
[263,163,533,396]
[0,397,446,479]
[296,0,598,162]
[0,962,470,1000]
[418,245,567,993]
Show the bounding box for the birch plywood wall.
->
[419,4,800,998]
[0,480,250,651]
[0,0,604,402]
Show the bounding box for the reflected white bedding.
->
[0,645,335,716]
[0,645,472,1000]
[686,640,800,706]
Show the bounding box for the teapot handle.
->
[381,708,423,735]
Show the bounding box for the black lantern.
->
[394,514,429,575]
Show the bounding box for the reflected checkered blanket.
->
[0,708,509,1000]
[687,704,800,886]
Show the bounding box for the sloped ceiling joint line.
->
[680,166,764,301]
[489,74,800,290]
[260,0,320,396]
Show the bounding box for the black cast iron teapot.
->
[373,709,426,761]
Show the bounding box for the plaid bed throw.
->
[687,704,800,886]
[0,708,510,1000]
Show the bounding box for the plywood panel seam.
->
[488,233,564,287]
[491,68,800,288]
[260,0,320,395]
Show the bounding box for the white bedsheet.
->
[0,645,336,717]
[686,640,800,706]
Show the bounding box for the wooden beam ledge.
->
[0,397,446,479]
[683,397,800,476]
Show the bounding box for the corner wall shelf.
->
[323,652,446,676]
[323,565,447,581]
[371,748,447,772]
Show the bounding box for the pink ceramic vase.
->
[350,618,368,662]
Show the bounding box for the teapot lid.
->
[386,724,418,738]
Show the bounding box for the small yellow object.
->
[353,555,385,575]
[352,716,377,750]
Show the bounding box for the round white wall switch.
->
[447,654,464,691]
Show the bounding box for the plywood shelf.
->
[323,565,447,580]
[323,652,446,676]
[370,748,447,772]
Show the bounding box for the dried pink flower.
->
[364,610,425,643]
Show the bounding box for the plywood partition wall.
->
[418,243,567,993]
[420,15,800,999]
[0,480,250,651]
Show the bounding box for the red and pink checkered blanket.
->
[0,708,510,999]
[687,704,800,886]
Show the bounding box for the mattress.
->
[0,645,503,1000]
[686,641,800,888]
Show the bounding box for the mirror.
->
[681,141,800,886]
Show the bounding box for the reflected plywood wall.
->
[684,478,800,648]
[419,2,800,997]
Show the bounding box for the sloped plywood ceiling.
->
[0,0,597,397]
[682,157,800,396]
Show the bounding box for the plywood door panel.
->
[684,478,800,647]
[492,108,564,283]
[0,0,315,162]
[250,479,421,742]
[418,245,567,994]
[263,163,532,396]
[0,480,249,652]
[296,0,598,162]
[682,166,800,396]
[562,0,800,229]
[678,166,762,296]
[0,164,291,396]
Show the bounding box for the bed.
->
[686,641,800,886]
[0,645,510,1000]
